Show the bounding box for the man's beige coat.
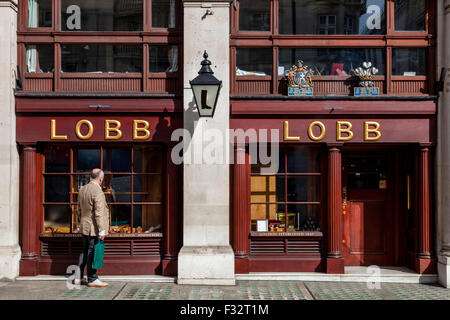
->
[78,181,110,236]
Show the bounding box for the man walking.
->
[74,168,110,287]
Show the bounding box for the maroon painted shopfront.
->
[16,97,183,276]
[230,98,437,274]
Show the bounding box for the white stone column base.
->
[0,244,21,280]
[438,253,450,288]
[177,246,235,285]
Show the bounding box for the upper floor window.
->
[278,0,385,35]
[26,44,54,73]
[61,0,143,31]
[394,0,426,31]
[239,0,270,31]
[392,48,426,76]
[61,44,142,73]
[28,0,52,28]
[152,0,176,28]
[149,46,178,73]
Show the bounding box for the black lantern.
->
[190,51,222,117]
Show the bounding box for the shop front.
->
[16,97,182,276]
[230,99,436,274]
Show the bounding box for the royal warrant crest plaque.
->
[352,61,380,96]
[287,60,314,96]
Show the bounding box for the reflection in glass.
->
[286,204,320,231]
[279,48,384,76]
[44,205,71,232]
[109,204,131,227]
[286,146,320,173]
[75,149,100,172]
[239,0,270,31]
[133,146,162,173]
[103,148,131,172]
[152,0,176,28]
[105,175,131,202]
[392,48,426,76]
[149,46,178,73]
[45,176,70,202]
[287,176,319,202]
[236,48,272,76]
[26,45,54,73]
[61,44,142,73]
[395,0,425,31]
[279,0,385,35]
[45,145,70,173]
[61,0,143,31]
[74,175,90,192]
[28,0,52,28]
[346,157,387,189]
[133,175,162,202]
[133,205,162,232]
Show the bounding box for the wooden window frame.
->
[41,143,165,236]
[231,0,435,96]
[18,0,183,93]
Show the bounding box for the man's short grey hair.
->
[90,169,104,180]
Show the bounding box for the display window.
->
[42,144,163,235]
[250,146,322,233]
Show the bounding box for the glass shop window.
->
[346,157,387,190]
[250,146,322,233]
[152,0,176,28]
[278,48,384,77]
[279,0,385,35]
[28,0,52,28]
[149,46,178,73]
[239,0,270,31]
[61,0,143,31]
[394,0,426,31]
[43,144,163,235]
[392,48,426,76]
[25,44,54,73]
[236,48,272,76]
[61,44,142,73]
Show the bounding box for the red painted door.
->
[342,152,395,266]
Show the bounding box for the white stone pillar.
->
[437,0,450,288]
[177,0,235,285]
[0,0,20,280]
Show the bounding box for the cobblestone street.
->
[0,280,448,300]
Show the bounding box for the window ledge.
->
[40,232,163,238]
[250,231,323,237]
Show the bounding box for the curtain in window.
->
[169,0,175,28]
[26,45,37,72]
[28,0,38,28]
[168,46,178,72]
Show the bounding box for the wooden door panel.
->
[349,201,385,254]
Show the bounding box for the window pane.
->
[133,205,162,232]
[105,174,131,202]
[395,0,426,31]
[279,0,385,35]
[287,176,319,202]
[250,175,284,203]
[239,0,270,31]
[109,204,131,231]
[278,48,384,76]
[26,45,54,73]
[61,44,142,73]
[133,175,162,202]
[28,0,52,28]
[133,146,162,173]
[45,176,70,202]
[44,145,70,173]
[346,156,387,189]
[236,48,272,76]
[73,174,90,192]
[44,205,71,233]
[251,204,284,223]
[61,0,143,31]
[75,149,100,172]
[103,148,131,172]
[285,146,320,173]
[392,48,426,76]
[149,46,178,73]
[286,205,320,231]
[152,0,176,28]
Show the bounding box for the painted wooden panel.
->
[61,78,142,92]
[236,79,271,94]
[23,78,53,92]
[148,78,179,93]
[392,80,428,94]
